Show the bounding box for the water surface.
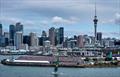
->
[0,55,120,77]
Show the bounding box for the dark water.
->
[0,55,120,77]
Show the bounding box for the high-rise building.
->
[9,24,16,45]
[49,27,55,46]
[23,35,31,46]
[59,27,64,44]
[4,38,9,46]
[77,35,84,48]
[40,30,48,46]
[39,36,48,46]
[16,22,23,32]
[4,32,9,46]
[55,28,59,45]
[15,32,23,49]
[55,27,64,45]
[4,32,9,39]
[0,23,2,36]
[0,23,3,46]
[97,32,102,41]
[0,36,5,47]
[63,37,68,48]
[30,32,38,46]
[41,30,47,37]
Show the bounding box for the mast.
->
[54,49,59,73]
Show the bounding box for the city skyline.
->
[0,1,120,77]
[0,0,120,38]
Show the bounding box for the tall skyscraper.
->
[49,27,55,46]
[16,22,23,32]
[9,24,16,45]
[93,2,98,46]
[15,32,23,49]
[40,31,48,46]
[0,23,2,36]
[30,32,38,46]
[55,28,59,45]
[59,27,64,44]
[23,35,31,46]
[0,36,5,47]
[4,32,9,46]
[97,32,102,41]
[55,27,64,45]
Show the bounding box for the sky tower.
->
[93,2,98,46]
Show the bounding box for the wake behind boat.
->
[51,71,63,75]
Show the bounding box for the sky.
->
[0,0,120,38]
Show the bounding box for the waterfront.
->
[0,55,120,77]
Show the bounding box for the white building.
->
[15,31,23,49]
[30,32,38,47]
[43,40,50,47]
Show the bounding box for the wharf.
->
[1,55,120,68]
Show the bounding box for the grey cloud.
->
[1,0,118,18]
[115,12,120,25]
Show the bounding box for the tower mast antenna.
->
[95,1,97,16]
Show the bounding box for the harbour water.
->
[0,55,120,77]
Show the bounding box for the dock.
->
[1,55,120,68]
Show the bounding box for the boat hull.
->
[1,59,85,68]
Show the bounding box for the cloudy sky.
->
[0,0,120,38]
